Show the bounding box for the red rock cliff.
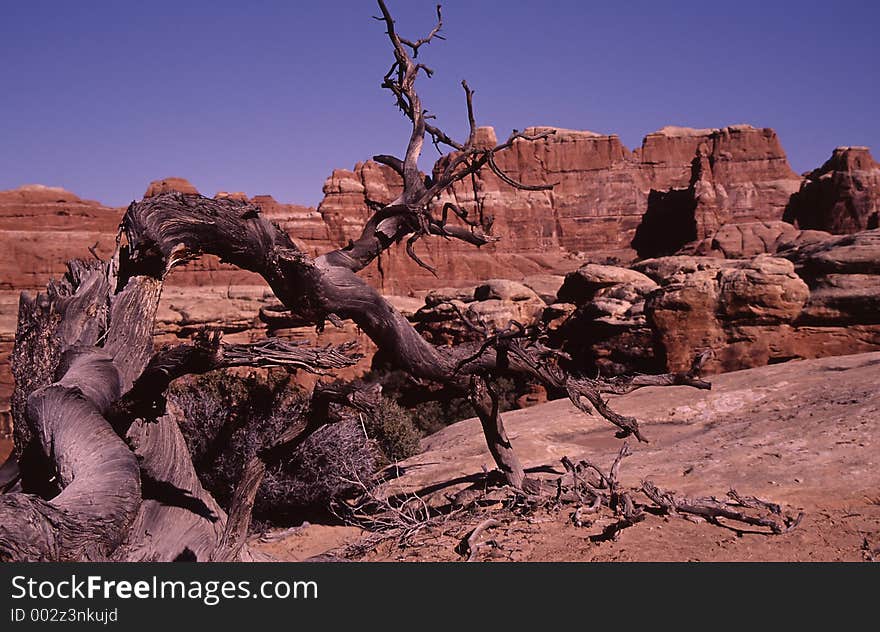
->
[318,124,803,289]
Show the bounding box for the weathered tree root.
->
[641,482,804,535]
[320,443,805,560]
[554,446,803,539]
[557,444,645,540]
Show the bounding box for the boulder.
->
[473,279,539,302]
[556,264,657,305]
[551,264,661,375]
[467,298,544,331]
[782,229,880,324]
[541,302,577,330]
[424,287,476,307]
[555,232,880,377]
[716,256,810,323]
[679,221,831,258]
[641,249,880,372]
[521,274,565,304]
[414,283,544,346]
[412,300,480,346]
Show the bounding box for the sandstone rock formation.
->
[784,146,880,234]
[781,229,880,326]
[410,227,880,380]
[552,264,660,375]
[0,181,335,435]
[144,177,199,198]
[1,127,876,437]
[679,220,831,259]
[638,255,811,373]
[551,228,880,377]
[413,280,546,346]
[318,124,803,292]
[633,126,802,258]
[0,185,120,291]
[317,156,575,295]
[556,263,657,304]
[520,274,565,304]
[0,185,122,433]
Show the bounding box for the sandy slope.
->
[260,352,880,561]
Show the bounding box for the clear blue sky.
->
[2,0,877,207]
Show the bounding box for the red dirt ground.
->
[254,352,880,561]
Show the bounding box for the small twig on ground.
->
[457,518,500,561]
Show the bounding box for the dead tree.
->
[0,1,708,561]
[1,256,360,561]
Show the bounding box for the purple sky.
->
[2,0,877,207]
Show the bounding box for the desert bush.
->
[260,418,376,524]
[362,368,530,436]
[170,371,379,525]
[364,397,422,463]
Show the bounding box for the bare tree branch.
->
[458,518,500,561]
[641,482,804,534]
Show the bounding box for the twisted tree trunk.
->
[1,262,151,560]
[1,250,360,561]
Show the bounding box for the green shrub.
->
[360,369,531,436]
[364,397,422,463]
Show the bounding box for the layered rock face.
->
[782,229,880,326]
[318,124,803,292]
[317,152,576,296]
[0,123,809,306]
[638,256,811,372]
[632,126,802,257]
[0,185,120,291]
[496,124,800,257]
[784,146,880,234]
[0,180,327,292]
[0,186,121,433]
